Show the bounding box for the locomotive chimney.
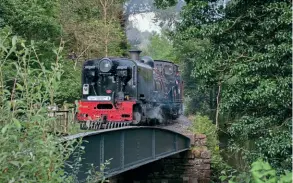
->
[129,49,142,61]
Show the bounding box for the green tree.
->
[57,0,129,104]
[156,0,292,173]
[0,27,110,183]
[0,0,61,41]
[0,0,63,65]
[0,27,73,183]
[141,32,176,62]
[1,0,129,105]
[60,0,128,60]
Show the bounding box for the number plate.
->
[87,96,111,101]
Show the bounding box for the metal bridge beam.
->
[63,126,191,181]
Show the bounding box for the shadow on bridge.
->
[63,126,191,181]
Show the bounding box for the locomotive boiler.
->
[76,50,183,130]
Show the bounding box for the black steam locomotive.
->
[76,50,183,130]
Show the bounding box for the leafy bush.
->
[189,114,232,182]
[220,159,292,183]
[189,115,292,183]
[0,27,106,183]
[190,115,219,156]
[172,0,292,173]
[0,26,74,182]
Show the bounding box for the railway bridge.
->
[64,126,211,183]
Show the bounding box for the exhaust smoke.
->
[146,105,164,123]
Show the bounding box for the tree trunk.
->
[215,82,222,129]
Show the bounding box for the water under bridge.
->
[63,126,191,181]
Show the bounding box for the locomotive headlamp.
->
[99,58,113,72]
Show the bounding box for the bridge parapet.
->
[64,126,191,182]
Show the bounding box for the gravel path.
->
[156,115,193,135]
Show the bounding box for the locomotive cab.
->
[154,60,184,119]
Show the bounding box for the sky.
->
[124,0,185,48]
[124,0,228,49]
[128,12,162,34]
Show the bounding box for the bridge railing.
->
[47,105,77,133]
[63,126,191,181]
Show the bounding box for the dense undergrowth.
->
[0,27,107,183]
[189,115,232,182]
[189,114,292,183]
[155,0,292,182]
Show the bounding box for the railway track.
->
[79,121,132,130]
[78,115,192,133]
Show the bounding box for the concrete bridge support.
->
[109,133,211,183]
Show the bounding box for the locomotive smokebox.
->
[129,49,142,61]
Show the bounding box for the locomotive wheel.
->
[171,109,179,120]
[133,106,142,125]
[133,111,142,124]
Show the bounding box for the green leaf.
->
[16,83,24,91]
[21,42,25,48]
[1,124,9,134]
[220,175,227,181]
[12,118,21,130]
[9,161,20,167]
[12,36,17,47]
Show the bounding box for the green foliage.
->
[0,28,107,183]
[0,28,73,182]
[0,27,65,105]
[58,0,129,104]
[220,159,292,183]
[60,0,128,59]
[0,0,127,179]
[55,61,81,104]
[0,0,61,41]
[157,0,292,173]
[190,115,219,156]
[189,114,232,182]
[174,37,215,116]
[1,0,129,105]
[154,0,178,9]
[141,33,177,62]
[218,0,291,172]
[85,159,112,183]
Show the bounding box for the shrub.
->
[221,159,292,183]
[189,114,232,182]
[0,27,106,182]
[0,26,75,182]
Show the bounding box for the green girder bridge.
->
[63,126,191,181]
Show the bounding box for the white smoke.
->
[182,104,186,115]
[146,105,164,123]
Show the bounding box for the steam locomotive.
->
[76,50,183,130]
